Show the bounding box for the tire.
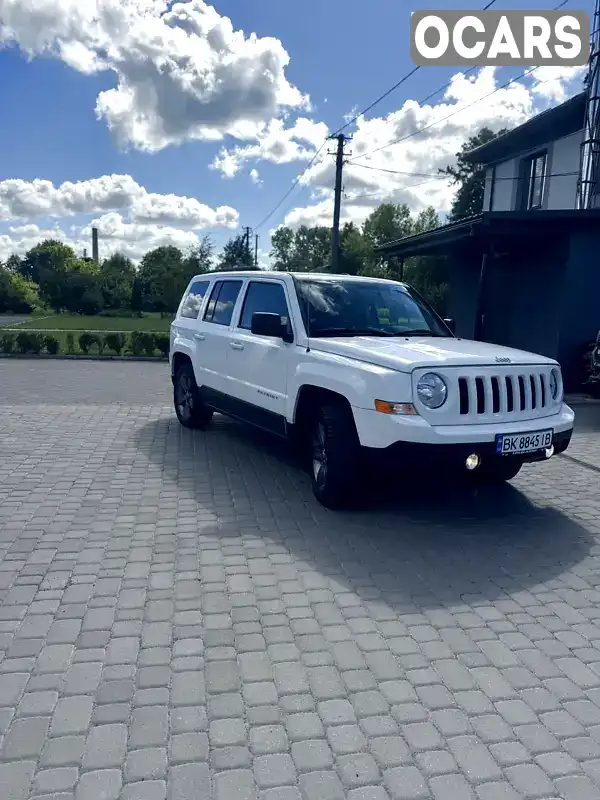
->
[173,363,213,430]
[472,457,523,484]
[309,402,363,509]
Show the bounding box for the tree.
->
[62,266,104,315]
[20,240,79,311]
[217,234,254,270]
[19,240,76,286]
[0,266,39,313]
[442,127,507,221]
[271,227,295,272]
[184,236,214,276]
[137,245,191,314]
[100,253,136,310]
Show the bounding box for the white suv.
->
[170,270,574,508]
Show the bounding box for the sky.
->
[0,0,594,265]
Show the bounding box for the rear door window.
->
[204,280,243,326]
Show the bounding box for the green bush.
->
[78,332,101,354]
[0,332,15,354]
[15,331,44,354]
[104,332,127,355]
[131,331,156,357]
[154,333,170,358]
[44,335,60,355]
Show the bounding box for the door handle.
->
[229,341,244,350]
[194,333,205,341]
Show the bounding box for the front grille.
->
[457,371,552,416]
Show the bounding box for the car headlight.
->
[417,373,448,409]
[549,368,562,401]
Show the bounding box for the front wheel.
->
[472,457,523,484]
[174,363,213,430]
[310,403,363,509]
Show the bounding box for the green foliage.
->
[153,333,170,358]
[78,332,100,354]
[16,331,44,354]
[0,266,40,313]
[0,332,15,354]
[66,332,75,354]
[217,234,254,270]
[100,252,135,311]
[104,332,127,355]
[43,335,60,355]
[268,202,448,312]
[442,127,507,221]
[130,331,156,357]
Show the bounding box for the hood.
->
[309,336,557,371]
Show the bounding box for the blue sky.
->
[0,0,594,262]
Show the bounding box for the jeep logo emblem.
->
[495,356,511,363]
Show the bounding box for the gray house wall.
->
[558,229,600,385]
[483,129,583,212]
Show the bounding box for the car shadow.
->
[133,413,595,611]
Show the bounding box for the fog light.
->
[545,445,555,459]
[465,453,480,471]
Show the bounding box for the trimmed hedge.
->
[0,329,170,358]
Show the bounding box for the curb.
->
[0,354,168,363]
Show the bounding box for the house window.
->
[522,152,547,209]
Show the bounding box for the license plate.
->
[496,429,553,455]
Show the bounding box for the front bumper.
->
[352,402,575,449]
[366,427,572,471]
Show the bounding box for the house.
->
[378,90,600,389]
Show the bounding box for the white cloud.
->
[0,0,308,151]
[0,174,238,230]
[249,169,262,186]
[0,224,87,262]
[0,215,211,262]
[211,117,328,177]
[283,66,585,229]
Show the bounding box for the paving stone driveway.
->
[1,360,600,800]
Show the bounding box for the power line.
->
[348,162,580,181]
[253,142,327,232]
[253,0,568,232]
[331,0,499,137]
[347,0,570,165]
[349,66,539,164]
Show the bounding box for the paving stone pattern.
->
[1,360,600,799]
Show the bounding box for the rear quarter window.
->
[180,280,209,319]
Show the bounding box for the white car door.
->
[192,277,244,397]
[224,278,293,435]
[171,276,211,366]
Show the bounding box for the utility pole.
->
[243,226,252,265]
[328,134,351,272]
[254,234,259,268]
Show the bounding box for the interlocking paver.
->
[2,363,600,799]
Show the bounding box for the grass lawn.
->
[3,312,173,332]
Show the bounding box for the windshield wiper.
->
[310,327,394,337]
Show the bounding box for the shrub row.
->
[0,330,170,358]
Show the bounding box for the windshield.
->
[293,278,451,338]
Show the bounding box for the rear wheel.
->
[174,363,213,430]
[472,457,523,484]
[310,403,363,509]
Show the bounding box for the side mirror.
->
[251,312,289,340]
[443,317,456,335]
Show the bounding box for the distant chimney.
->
[83,248,88,260]
[92,227,99,263]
